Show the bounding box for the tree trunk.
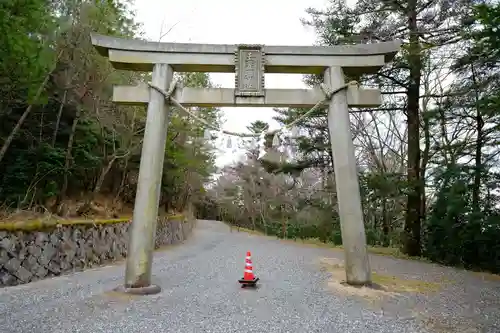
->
[56,106,82,213]
[471,65,483,214]
[382,201,390,247]
[259,209,267,234]
[282,207,286,238]
[93,156,117,197]
[115,158,129,201]
[403,0,423,257]
[420,112,431,225]
[52,90,67,147]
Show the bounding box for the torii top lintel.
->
[90,33,401,76]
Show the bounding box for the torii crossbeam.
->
[91,33,401,294]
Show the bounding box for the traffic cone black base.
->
[238,277,259,288]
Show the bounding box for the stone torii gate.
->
[91,33,400,294]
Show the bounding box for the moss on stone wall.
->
[0,213,187,231]
[0,212,195,287]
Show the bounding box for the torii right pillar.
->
[321,43,401,286]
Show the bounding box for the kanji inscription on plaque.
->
[234,45,265,97]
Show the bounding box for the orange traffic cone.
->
[238,251,259,288]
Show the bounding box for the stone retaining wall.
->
[0,213,196,287]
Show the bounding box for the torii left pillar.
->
[116,63,173,295]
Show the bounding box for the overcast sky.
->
[133,0,328,167]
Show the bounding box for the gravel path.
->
[0,220,499,333]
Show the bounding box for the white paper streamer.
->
[272,133,280,147]
[203,128,211,140]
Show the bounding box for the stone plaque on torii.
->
[234,44,265,97]
[91,33,401,295]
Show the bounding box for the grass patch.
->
[319,257,443,300]
[371,272,441,293]
[470,271,500,282]
[365,246,430,262]
[232,228,427,261]
[294,238,428,261]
